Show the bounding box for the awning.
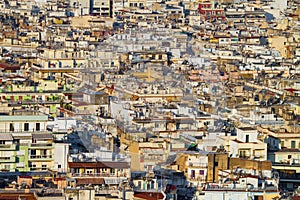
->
[76,177,104,185]
[285,88,298,93]
[104,177,127,185]
[32,133,53,140]
[0,133,13,140]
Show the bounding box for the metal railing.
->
[30,143,53,148]
[0,157,15,162]
[0,144,15,149]
[72,173,128,177]
[29,155,53,159]
[205,186,278,191]
[188,162,207,167]
[0,129,48,133]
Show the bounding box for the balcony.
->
[252,155,265,160]
[72,173,128,178]
[0,144,16,151]
[98,117,115,125]
[29,155,53,161]
[0,156,15,163]
[188,162,207,168]
[188,176,206,182]
[204,186,278,192]
[0,129,47,134]
[29,143,53,149]
[30,167,49,171]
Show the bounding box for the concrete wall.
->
[65,189,95,200]
[54,143,69,172]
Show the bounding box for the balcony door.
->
[24,123,29,132]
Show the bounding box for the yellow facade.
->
[268,36,287,58]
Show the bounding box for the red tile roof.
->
[76,177,104,185]
[0,63,21,71]
[134,192,164,200]
[0,193,37,200]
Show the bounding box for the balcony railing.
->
[188,162,208,168]
[29,143,53,149]
[205,186,278,191]
[0,129,48,134]
[30,167,49,171]
[188,176,206,182]
[0,157,15,162]
[29,155,53,160]
[99,117,115,124]
[72,173,128,177]
[0,144,16,150]
[95,189,120,195]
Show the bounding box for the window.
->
[36,123,40,131]
[43,150,47,156]
[31,150,36,156]
[291,141,296,148]
[4,165,10,170]
[191,170,195,178]
[42,165,47,170]
[9,123,14,132]
[111,168,115,175]
[288,155,292,159]
[24,123,29,131]
[30,164,36,170]
[240,150,246,157]
[138,181,142,189]
[246,135,249,143]
[0,141,5,145]
[281,141,284,148]
[58,164,61,169]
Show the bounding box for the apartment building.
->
[219,127,267,161]
[68,160,130,192]
[198,1,226,21]
[125,0,146,8]
[69,0,90,16]
[91,0,113,17]
[0,110,56,172]
[34,47,86,80]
